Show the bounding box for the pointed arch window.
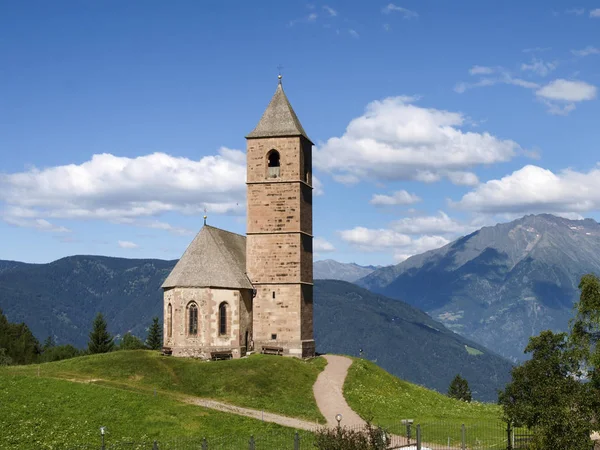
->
[219,302,228,336]
[167,303,173,338]
[267,150,280,178]
[188,303,198,336]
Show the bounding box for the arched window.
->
[267,150,280,178]
[188,303,198,336]
[219,302,228,336]
[167,303,173,338]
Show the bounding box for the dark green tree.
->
[40,344,81,363]
[119,332,146,350]
[448,374,472,402]
[146,317,162,350]
[87,313,114,354]
[0,309,40,365]
[499,330,593,450]
[0,348,12,366]
[43,335,56,351]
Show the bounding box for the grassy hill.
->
[7,351,326,423]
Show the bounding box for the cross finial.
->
[277,64,284,84]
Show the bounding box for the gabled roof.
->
[246,81,313,144]
[162,226,253,290]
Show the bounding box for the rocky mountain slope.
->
[0,255,511,401]
[358,214,600,362]
[314,259,379,282]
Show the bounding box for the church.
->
[161,77,315,360]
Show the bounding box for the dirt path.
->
[185,397,320,431]
[312,354,366,428]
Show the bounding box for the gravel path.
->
[313,354,367,428]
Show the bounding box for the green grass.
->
[0,372,311,450]
[343,359,506,447]
[465,345,484,356]
[7,351,327,423]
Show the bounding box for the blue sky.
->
[1,1,600,265]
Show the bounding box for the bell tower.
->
[245,76,315,358]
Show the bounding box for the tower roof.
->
[162,225,253,290]
[246,80,313,144]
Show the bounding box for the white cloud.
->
[314,96,520,186]
[323,5,337,17]
[4,217,71,233]
[469,66,495,75]
[393,235,450,262]
[370,190,421,206]
[381,4,418,18]
[522,47,552,53]
[446,171,479,186]
[566,8,585,15]
[590,8,600,17]
[314,237,336,252]
[454,164,600,214]
[572,46,600,57]
[0,148,246,228]
[521,58,557,77]
[118,240,139,249]
[312,175,325,196]
[392,211,473,235]
[348,29,359,38]
[536,79,597,102]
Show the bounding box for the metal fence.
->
[61,421,537,450]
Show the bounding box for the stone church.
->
[161,77,315,359]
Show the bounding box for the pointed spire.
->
[246,78,312,144]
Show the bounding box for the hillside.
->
[314,259,379,282]
[359,214,600,361]
[0,255,512,401]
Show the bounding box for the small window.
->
[272,291,276,299]
[271,334,277,340]
[219,302,228,336]
[267,150,280,178]
[188,303,198,336]
[167,303,173,338]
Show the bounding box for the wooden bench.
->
[210,351,233,361]
[161,347,172,356]
[261,346,284,356]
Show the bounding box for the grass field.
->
[343,358,508,447]
[7,350,326,423]
[0,372,310,450]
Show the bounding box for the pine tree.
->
[448,374,472,402]
[88,313,114,354]
[146,317,162,350]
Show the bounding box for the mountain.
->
[358,214,600,362]
[314,259,379,282]
[0,255,511,401]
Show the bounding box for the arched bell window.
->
[188,302,198,336]
[267,150,280,178]
[219,302,228,336]
[167,303,173,338]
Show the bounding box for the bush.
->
[313,423,388,450]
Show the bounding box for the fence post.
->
[416,424,421,450]
[249,435,255,450]
[461,423,466,450]
[201,437,208,450]
[506,422,512,450]
[294,431,300,450]
[152,440,158,450]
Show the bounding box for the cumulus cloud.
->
[338,226,449,262]
[314,237,336,252]
[314,96,520,185]
[118,240,139,249]
[0,148,246,229]
[4,217,71,233]
[381,4,418,18]
[536,79,597,101]
[370,190,421,206]
[454,164,600,214]
[391,211,474,235]
[571,46,600,57]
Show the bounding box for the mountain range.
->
[0,255,511,401]
[314,259,378,282]
[358,214,600,362]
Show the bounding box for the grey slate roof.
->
[162,226,253,290]
[246,82,313,143]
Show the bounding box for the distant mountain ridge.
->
[314,259,380,282]
[0,255,511,401]
[358,214,600,361]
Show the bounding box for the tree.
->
[0,348,12,366]
[448,374,472,402]
[119,332,146,350]
[40,344,81,363]
[146,316,162,350]
[0,309,40,365]
[87,313,114,354]
[43,335,56,351]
